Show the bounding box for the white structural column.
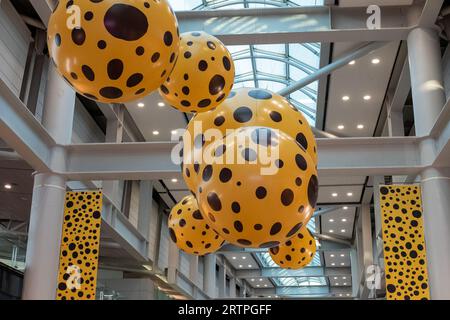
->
[229,277,236,298]
[408,27,450,299]
[217,264,226,298]
[22,63,75,299]
[203,254,216,299]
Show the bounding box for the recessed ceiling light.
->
[342,277,347,280]
[264,284,268,287]
[251,279,255,282]
[343,206,348,210]
[343,283,347,286]
[334,277,338,280]
[346,294,351,297]
[171,178,178,183]
[340,254,345,257]
[332,193,338,197]
[4,184,12,190]
[242,256,246,260]
[152,130,159,135]
[268,296,272,298]
[259,279,263,282]
[363,95,371,101]
[329,230,334,233]
[347,192,353,197]
[171,130,178,135]
[137,102,145,108]
[248,265,252,268]
[329,219,335,222]
[158,102,165,107]
[331,263,336,266]
[336,283,339,286]
[348,60,356,65]
[341,229,346,233]
[337,125,345,130]
[341,218,347,222]
[238,265,243,268]
[256,284,260,287]
[232,257,237,260]
[372,58,380,64]
[341,262,345,266]
[339,294,343,297]
[330,254,335,257]
[342,96,350,101]
[357,124,365,129]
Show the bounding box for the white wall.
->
[0,0,30,96]
[72,98,105,143]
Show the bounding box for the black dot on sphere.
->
[71,28,86,45]
[58,282,67,291]
[281,189,294,206]
[234,221,243,232]
[151,52,160,63]
[308,175,319,208]
[209,75,225,95]
[207,192,222,211]
[93,210,101,219]
[160,85,169,95]
[181,100,191,107]
[242,148,257,162]
[100,87,123,99]
[127,73,143,87]
[254,224,263,231]
[207,41,216,50]
[184,51,191,59]
[248,89,272,100]
[296,133,308,151]
[84,11,94,21]
[55,33,61,46]
[270,222,282,236]
[214,116,225,126]
[411,220,419,227]
[107,59,124,80]
[104,4,149,41]
[192,32,201,37]
[66,201,74,208]
[270,247,279,255]
[136,46,145,56]
[219,168,232,183]
[286,223,303,238]
[231,202,240,213]
[256,186,267,199]
[186,241,193,248]
[192,210,203,220]
[270,111,282,122]
[179,219,186,227]
[380,187,389,195]
[223,56,231,71]
[295,154,308,171]
[233,106,253,123]
[198,60,208,71]
[202,165,213,182]
[198,99,211,108]
[237,239,252,246]
[97,40,107,49]
[169,228,177,243]
[82,65,95,81]
[410,250,418,258]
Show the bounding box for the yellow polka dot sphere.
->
[196,126,319,248]
[159,31,235,113]
[47,0,180,103]
[181,87,317,193]
[269,228,317,269]
[168,195,225,256]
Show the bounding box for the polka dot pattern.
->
[195,127,317,248]
[168,195,225,256]
[159,31,235,113]
[56,191,102,300]
[181,87,318,192]
[47,0,180,103]
[380,185,430,300]
[269,228,316,270]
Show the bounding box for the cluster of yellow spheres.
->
[47,0,318,267]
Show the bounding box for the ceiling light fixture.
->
[347,192,353,197]
[357,124,365,129]
[259,279,263,282]
[331,263,336,266]
[242,256,246,260]
[341,229,346,233]
[171,178,178,183]
[251,279,255,282]
[232,257,237,260]
[341,262,345,266]
[342,96,350,101]
[329,219,335,222]
[152,130,160,135]
[340,254,345,257]
[137,102,145,108]
[343,206,348,210]
[372,58,381,64]
[348,60,356,65]
[332,193,338,197]
[329,230,334,233]
[248,265,252,268]
[158,102,165,107]
[238,265,243,268]
[363,95,371,101]
[330,254,335,257]
[342,218,347,222]
[171,130,178,135]
[337,125,345,130]
[4,184,12,190]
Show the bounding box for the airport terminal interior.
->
[0,0,450,301]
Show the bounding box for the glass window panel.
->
[256,59,285,77]
[254,44,285,54]
[234,59,253,77]
[258,81,285,93]
[168,0,202,11]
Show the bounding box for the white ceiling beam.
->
[177,5,418,45]
[235,266,351,279]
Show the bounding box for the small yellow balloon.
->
[159,31,235,113]
[168,195,225,255]
[47,0,180,103]
[181,87,317,192]
[196,126,318,248]
[269,228,317,269]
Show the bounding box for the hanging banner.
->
[379,185,430,300]
[56,191,103,300]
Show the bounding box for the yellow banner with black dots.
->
[379,185,430,300]
[56,191,102,300]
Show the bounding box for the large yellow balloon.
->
[47,0,180,103]
[168,195,225,255]
[269,228,317,269]
[196,127,318,248]
[181,87,317,192]
[159,31,235,113]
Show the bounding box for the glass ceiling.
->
[169,0,324,125]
